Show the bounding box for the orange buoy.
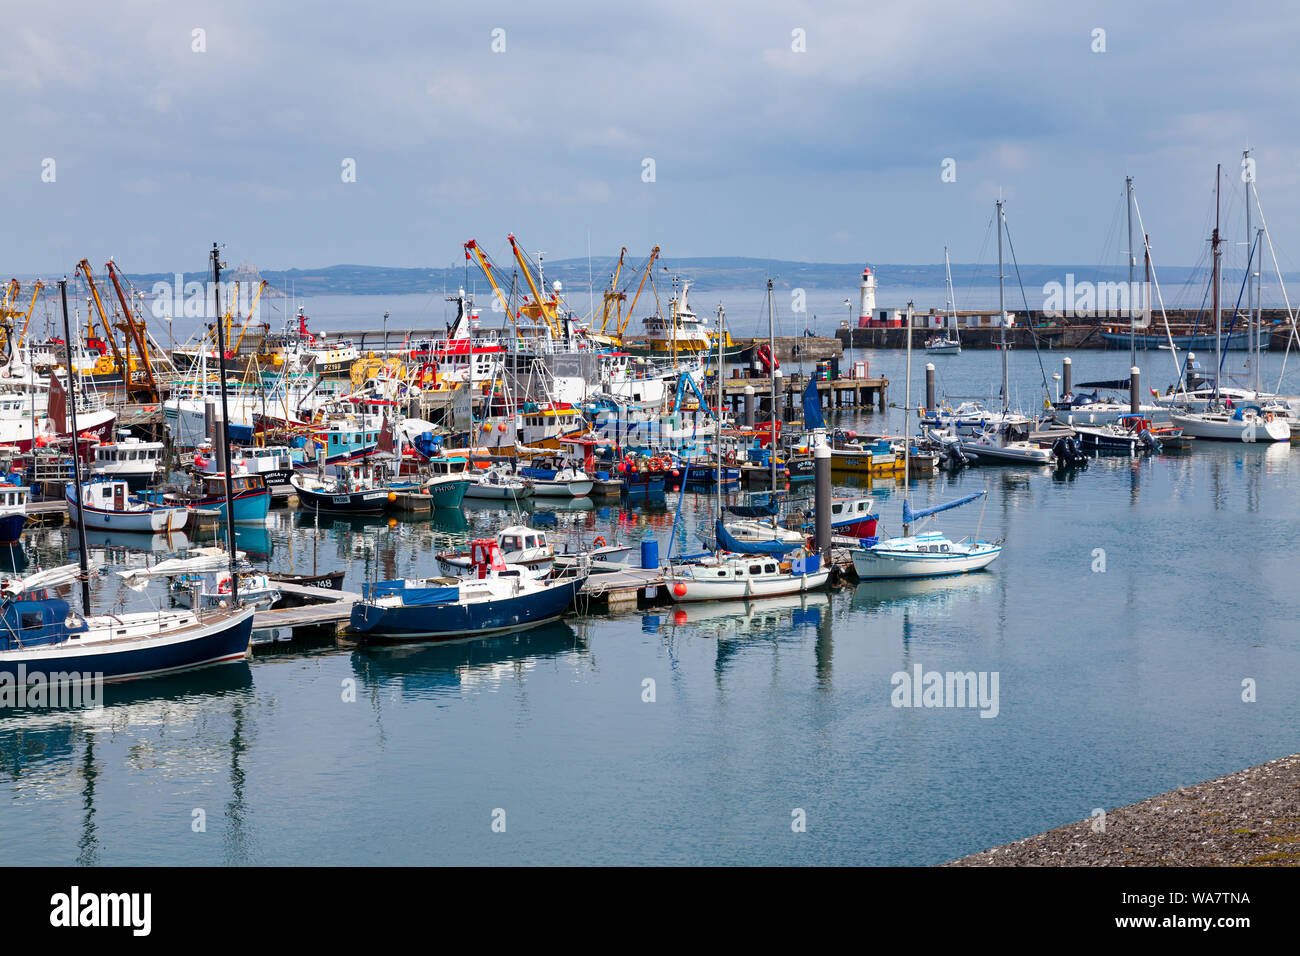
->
[673,582,687,597]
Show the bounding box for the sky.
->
[4,0,1299,278]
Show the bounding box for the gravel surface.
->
[947,753,1300,866]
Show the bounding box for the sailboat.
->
[666,281,830,602]
[853,298,1002,580]
[1169,166,1290,443]
[1,282,253,686]
[928,203,1054,464]
[924,247,962,354]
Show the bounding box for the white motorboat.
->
[853,529,1001,579]
[854,298,1004,581]
[1168,404,1290,442]
[437,525,556,579]
[666,550,829,602]
[923,336,961,355]
[67,476,189,533]
[929,422,1054,464]
[520,464,593,497]
[464,464,534,500]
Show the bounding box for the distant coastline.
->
[13,257,1279,298]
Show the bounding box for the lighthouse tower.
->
[857,265,877,327]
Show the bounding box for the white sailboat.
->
[928,206,1054,465]
[666,280,830,603]
[853,298,1002,580]
[1169,165,1290,444]
[924,247,961,354]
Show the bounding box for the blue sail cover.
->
[715,517,800,556]
[803,377,825,431]
[902,491,986,525]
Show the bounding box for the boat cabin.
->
[496,526,550,558]
[80,477,132,510]
[470,539,508,579]
[202,474,267,497]
[0,593,84,650]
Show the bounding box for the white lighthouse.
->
[858,265,877,326]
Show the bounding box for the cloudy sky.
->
[4,0,1297,276]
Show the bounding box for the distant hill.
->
[101,258,1248,296]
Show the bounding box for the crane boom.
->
[507,234,562,336]
[620,245,660,337]
[105,259,159,398]
[463,240,521,332]
[76,258,127,372]
[19,281,44,344]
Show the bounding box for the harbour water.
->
[3,348,1300,866]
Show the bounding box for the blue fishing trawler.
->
[141,474,271,524]
[350,540,586,642]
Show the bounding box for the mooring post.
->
[925,363,935,411]
[1130,366,1141,415]
[814,439,832,560]
[1062,356,1072,396]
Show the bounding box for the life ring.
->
[593,536,606,548]
[217,576,232,594]
[1265,412,1275,423]
[649,457,663,472]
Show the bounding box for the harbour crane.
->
[105,259,160,400]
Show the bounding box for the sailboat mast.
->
[997,199,1008,414]
[211,242,239,604]
[767,278,777,490]
[58,278,92,615]
[1127,175,1135,367]
[903,300,913,536]
[1212,165,1222,405]
[716,303,724,526]
[944,245,956,342]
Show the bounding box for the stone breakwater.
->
[947,753,1300,866]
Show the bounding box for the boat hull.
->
[852,544,1001,579]
[0,512,26,544]
[0,610,254,684]
[1168,412,1290,442]
[67,492,188,532]
[350,577,583,641]
[666,568,830,602]
[294,483,390,514]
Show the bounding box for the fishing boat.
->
[172,569,282,611]
[142,473,271,524]
[87,435,166,490]
[66,476,188,533]
[0,481,28,544]
[436,525,555,578]
[421,455,474,508]
[197,443,295,485]
[291,463,391,514]
[852,298,1002,580]
[463,464,534,500]
[0,564,254,684]
[350,539,586,642]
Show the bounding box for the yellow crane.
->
[105,259,160,399]
[18,280,44,345]
[507,234,563,337]
[230,280,268,356]
[75,257,129,375]
[463,239,524,333]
